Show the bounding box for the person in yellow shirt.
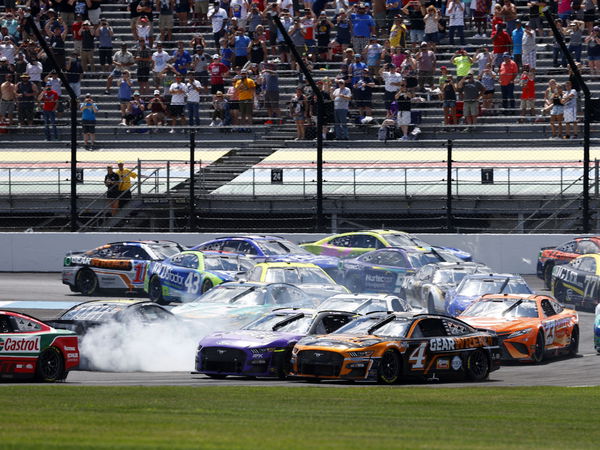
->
[116,161,137,208]
[234,70,256,126]
[389,16,407,49]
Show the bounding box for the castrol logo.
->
[0,336,41,353]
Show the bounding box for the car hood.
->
[264,254,340,269]
[459,316,538,333]
[297,334,385,349]
[200,329,304,349]
[300,284,349,299]
[171,302,268,319]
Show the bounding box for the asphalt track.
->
[1,273,598,387]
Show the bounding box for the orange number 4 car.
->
[458,294,579,363]
[290,313,501,384]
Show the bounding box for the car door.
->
[539,298,562,348]
[0,313,44,375]
[176,253,204,297]
[120,245,153,287]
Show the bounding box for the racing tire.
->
[148,276,166,305]
[277,348,293,380]
[68,285,78,293]
[465,350,490,382]
[35,347,65,382]
[201,278,213,294]
[345,274,363,293]
[377,350,401,385]
[206,374,227,379]
[543,263,554,290]
[568,326,579,357]
[532,330,545,364]
[553,281,566,303]
[76,269,98,296]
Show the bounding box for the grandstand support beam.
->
[189,130,196,231]
[271,16,325,232]
[544,7,591,233]
[446,140,454,232]
[26,15,79,232]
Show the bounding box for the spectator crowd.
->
[0,0,595,141]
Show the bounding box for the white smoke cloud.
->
[78,317,237,372]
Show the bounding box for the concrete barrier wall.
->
[0,232,579,274]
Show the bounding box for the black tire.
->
[68,285,78,293]
[207,374,227,379]
[568,325,579,356]
[543,263,554,289]
[277,348,293,380]
[76,269,98,296]
[532,330,545,363]
[345,274,363,293]
[377,350,401,385]
[36,347,65,382]
[465,350,490,381]
[201,278,213,294]
[148,276,165,304]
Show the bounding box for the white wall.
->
[0,232,578,274]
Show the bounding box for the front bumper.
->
[290,350,378,381]
[196,346,287,378]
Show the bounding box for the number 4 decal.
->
[408,342,428,369]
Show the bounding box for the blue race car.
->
[192,236,342,280]
[196,308,358,379]
[144,250,255,304]
[340,247,463,295]
[445,273,533,317]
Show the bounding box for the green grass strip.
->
[0,386,597,449]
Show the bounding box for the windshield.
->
[192,285,264,305]
[255,239,311,256]
[264,267,333,284]
[245,313,313,333]
[61,303,124,320]
[204,256,246,272]
[432,270,470,285]
[462,298,539,319]
[457,278,532,297]
[148,243,184,259]
[319,297,389,314]
[333,316,384,335]
[372,318,411,337]
[382,233,427,247]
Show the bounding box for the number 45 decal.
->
[408,342,428,369]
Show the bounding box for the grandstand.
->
[1,1,600,233]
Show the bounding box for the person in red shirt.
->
[208,54,229,94]
[519,65,536,121]
[491,23,512,67]
[38,82,59,140]
[72,14,84,55]
[499,52,518,113]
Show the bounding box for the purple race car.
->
[195,308,358,379]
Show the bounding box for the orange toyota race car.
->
[458,294,579,363]
[290,313,501,384]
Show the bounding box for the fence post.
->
[595,159,598,197]
[189,130,196,231]
[446,139,454,232]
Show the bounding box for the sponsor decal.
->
[153,263,185,286]
[436,358,450,369]
[451,356,462,371]
[365,274,395,284]
[71,255,92,265]
[64,346,76,351]
[430,337,456,352]
[67,353,79,359]
[0,336,40,353]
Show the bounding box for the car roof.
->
[422,262,483,270]
[479,293,544,301]
[253,261,319,269]
[107,240,181,246]
[462,273,523,280]
[211,235,287,241]
[326,293,400,301]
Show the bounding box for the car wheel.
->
[206,374,227,379]
[543,263,554,289]
[345,274,363,293]
[532,330,545,363]
[568,326,579,356]
[465,350,489,382]
[148,276,166,305]
[36,347,65,382]
[76,269,98,296]
[201,278,213,294]
[377,350,401,385]
[68,285,78,293]
[277,348,293,380]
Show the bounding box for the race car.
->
[290,313,501,384]
[445,274,533,317]
[459,294,579,363]
[193,236,342,280]
[339,247,463,295]
[402,262,490,313]
[243,262,349,301]
[595,304,600,353]
[300,229,472,261]
[537,236,600,288]
[196,309,358,379]
[0,310,79,382]
[317,293,413,314]
[62,240,185,296]
[144,250,255,304]
[171,282,317,330]
[551,253,600,310]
